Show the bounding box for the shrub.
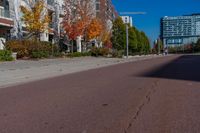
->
[6,40,28,58]
[68,52,91,58]
[0,50,13,61]
[6,40,59,58]
[31,51,50,59]
[52,52,64,57]
[111,50,124,58]
[168,47,177,53]
[91,47,100,57]
[129,52,141,56]
[82,52,91,56]
[68,52,82,57]
[99,47,110,56]
[194,39,200,52]
[91,47,110,57]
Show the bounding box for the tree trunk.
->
[71,40,74,53]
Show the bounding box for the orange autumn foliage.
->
[63,0,93,41]
[63,21,84,41]
[87,19,103,40]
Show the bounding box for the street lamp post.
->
[126,24,129,58]
[120,12,146,59]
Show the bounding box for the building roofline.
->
[161,13,200,19]
[183,13,200,16]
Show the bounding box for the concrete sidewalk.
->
[0,55,165,88]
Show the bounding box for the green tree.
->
[195,38,200,52]
[135,30,143,54]
[153,39,163,54]
[111,17,126,50]
[128,26,137,54]
[142,32,151,54]
[111,17,150,55]
[137,31,151,54]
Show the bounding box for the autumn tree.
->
[87,18,103,40]
[77,0,94,37]
[20,0,49,40]
[62,0,94,52]
[100,29,112,48]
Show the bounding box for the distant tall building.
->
[121,16,133,27]
[160,14,200,47]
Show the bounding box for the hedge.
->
[0,50,13,61]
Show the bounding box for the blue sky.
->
[112,0,200,42]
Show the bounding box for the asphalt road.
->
[0,55,200,133]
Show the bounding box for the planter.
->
[12,52,17,60]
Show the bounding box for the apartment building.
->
[95,0,117,30]
[42,0,65,42]
[20,0,65,42]
[0,0,14,39]
[0,0,64,43]
[160,14,200,47]
[0,0,117,44]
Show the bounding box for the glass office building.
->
[160,14,200,47]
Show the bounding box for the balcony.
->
[0,6,10,18]
[0,6,14,27]
[47,0,54,6]
[59,6,65,17]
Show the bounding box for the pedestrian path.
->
[0,55,165,88]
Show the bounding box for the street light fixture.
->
[121,16,131,58]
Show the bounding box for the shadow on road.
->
[140,55,200,82]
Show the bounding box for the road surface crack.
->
[124,80,159,133]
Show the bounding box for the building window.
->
[96,3,100,11]
[96,11,100,18]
